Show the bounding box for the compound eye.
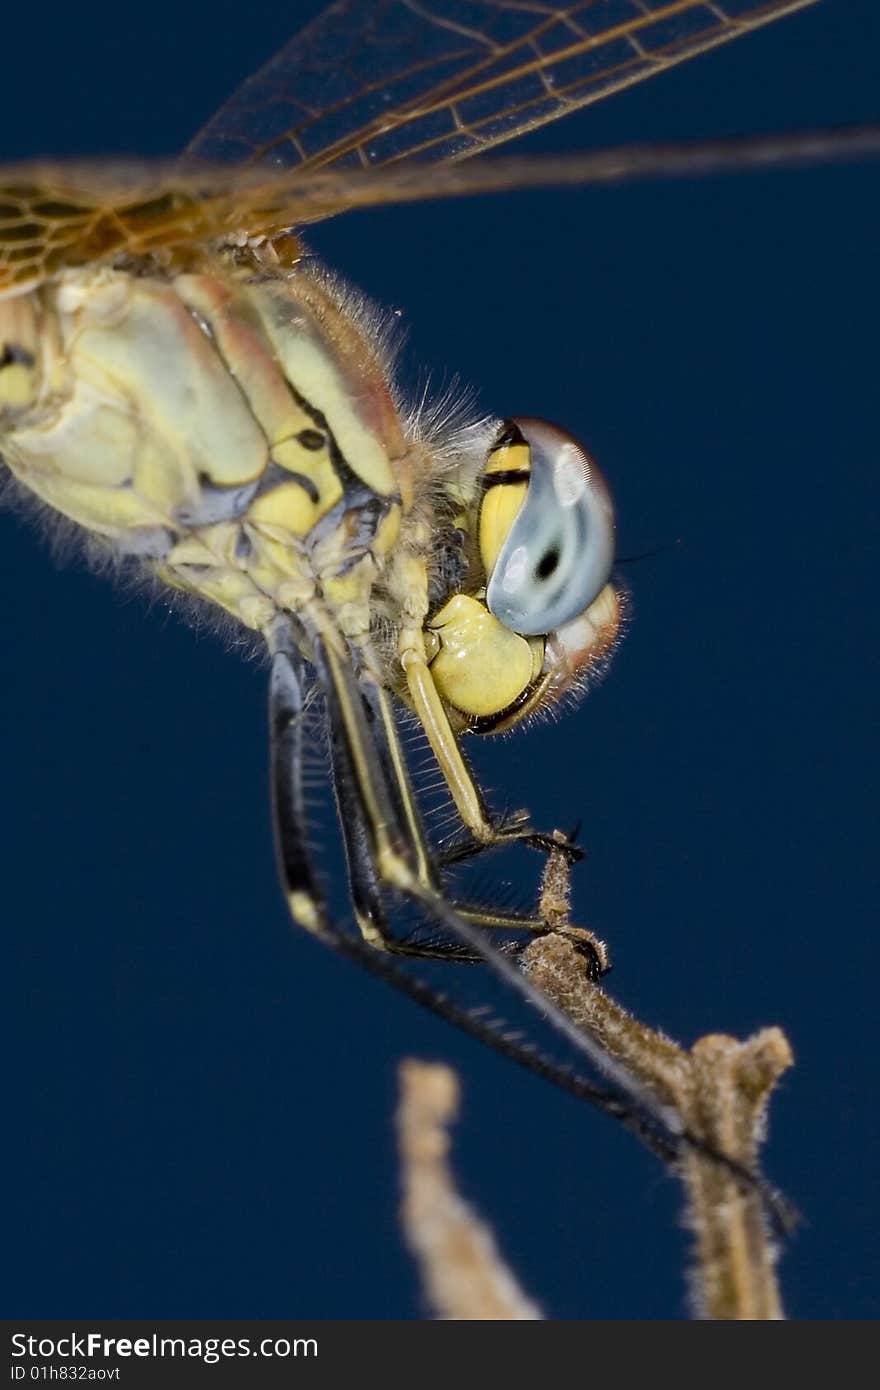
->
[484,417,615,637]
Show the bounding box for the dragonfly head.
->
[427,418,622,734]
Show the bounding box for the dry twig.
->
[397,1059,542,1320]
[521,838,794,1319]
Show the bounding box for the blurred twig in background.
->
[397,1060,542,1320]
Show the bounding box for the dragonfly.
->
[1,0,874,1169]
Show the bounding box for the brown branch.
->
[520,840,794,1319]
[396,1059,542,1320]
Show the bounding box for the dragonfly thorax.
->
[0,255,621,737]
[0,258,416,638]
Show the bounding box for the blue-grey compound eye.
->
[485,418,615,637]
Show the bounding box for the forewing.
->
[0,163,326,295]
[0,167,202,295]
[186,0,820,170]
[3,0,862,295]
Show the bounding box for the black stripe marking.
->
[296,427,325,451]
[0,343,35,369]
[261,459,320,504]
[481,468,532,491]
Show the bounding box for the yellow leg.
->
[399,636,497,842]
[398,626,581,868]
[327,625,594,961]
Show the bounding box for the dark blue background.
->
[3,1,877,1319]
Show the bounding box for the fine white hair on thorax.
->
[304,251,498,482]
[402,368,497,467]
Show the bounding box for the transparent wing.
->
[0,0,846,295]
[0,166,235,296]
[2,125,877,295]
[186,0,820,170]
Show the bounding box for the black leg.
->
[265,617,782,1225]
[308,623,663,1110]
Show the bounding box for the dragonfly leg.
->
[264,628,629,1109]
[268,617,474,958]
[357,655,588,952]
[436,819,583,869]
[306,618,623,1047]
[269,623,441,956]
[306,616,605,974]
[268,632,336,941]
[398,629,582,864]
[264,622,767,1196]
